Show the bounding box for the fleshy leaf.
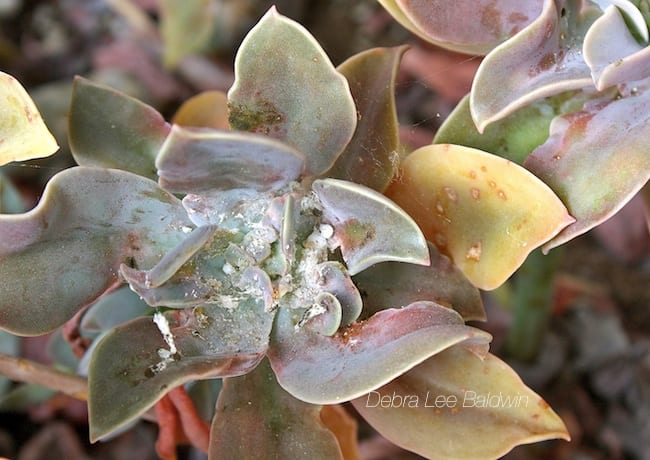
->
[434,91,595,164]
[0,167,192,335]
[378,0,543,55]
[227,6,357,175]
[0,71,58,166]
[352,345,569,460]
[328,46,406,191]
[172,90,230,129]
[68,77,170,180]
[0,172,25,214]
[524,85,650,251]
[584,5,650,90]
[353,243,485,322]
[80,286,151,335]
[385,144,574,290]
[156,125,305,193]
[160,0,217,67]
[89,303,273,441]
[267,301,491,404]
[312,178,429,275]
[470,0,601,132]
[210,358,343,459]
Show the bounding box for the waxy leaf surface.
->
[470,0,600,131]
[329,46,405,192]
[267,301,491,404]
[378,0,543,55]
[156,126,304,193]
[385,144,573,290]
[352,345,569,460]
[584,5,650,90]
[89,303,273,441]
[312,178,429,275]
[0,167,192,335]
[0,172,24,214]
[353,243,485,322]
[69,77,170,180]
[172,90,230,130]
[0,71,58,166]
[210,359,343,460]
[160,0,216,67]
[525,86,650,251]
[227,7,357,175]
[435,91,594,164]
[80,286,150,335]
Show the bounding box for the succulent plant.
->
[0,7,573,460]
[388,0,650,254]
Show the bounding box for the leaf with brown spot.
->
[385,144,573,290]
[378,0,543,55]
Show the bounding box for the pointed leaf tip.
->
[0,71,58,166]
[352,345,569,460]
[312,178,429,275]
[386,144,573,290]
[227,7,356,175]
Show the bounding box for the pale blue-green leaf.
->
[470,0,600,132]
[606,0,649,41]
[352,346,569,460]
[80,286,151,335]
[312,178,429,275]
[297,292,343,336]
[127,225,219,289]
[353,243,485,322]
[156,126,304,193]
[378,0,543,55]
[316,262,362,326]
[584,5,650,90]
[89,303,273,441]
[227,7,357,175]
[525,83,650,251]
[68,77,170,180]
[0,167,192,335]
[0,172,24,214]
[329,46,406,191]
[210,358,343,460]
[267,301,491,404]
[121,228,274,310]
[434,91,595,164]
[187,379,222,422]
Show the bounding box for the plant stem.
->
[0,353,88,400]
[0,353,159,422]
[504,248,563,362]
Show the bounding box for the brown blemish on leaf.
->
[470,188,481,200]
[340,219,375,249]
[497,190,507,200]
[337,320,365,346]
[468,170,477,179]
[227,101,285,135]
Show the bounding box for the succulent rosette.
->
[387,0,650,255]
[0,8,569,459]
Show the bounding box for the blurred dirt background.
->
[0,1,648,459]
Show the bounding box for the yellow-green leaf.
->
[0,71,58,166]
[172,90,230,129]
[352,346,570,460]
[385,144,573,290]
